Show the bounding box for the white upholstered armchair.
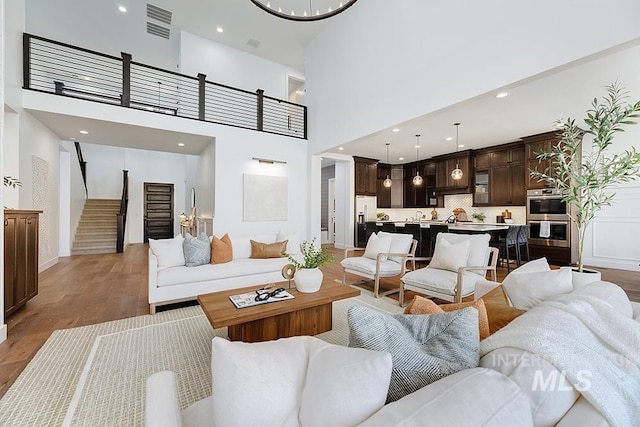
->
[400,233,498,305]
[342,232,417,298]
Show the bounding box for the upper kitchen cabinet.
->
[403,162,426,207]
[354,156,378,196]
[523,131,562,189]
[435,151,471,192]
[376,163,392,208]
[473,142,525,206]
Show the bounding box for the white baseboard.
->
[39,257,59,273]
[584,257,640,272]
[0,324,7,344]
[334,243,347,250]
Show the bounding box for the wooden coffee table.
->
[197,279,360,343]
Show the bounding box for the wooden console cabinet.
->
[4,210,41,317]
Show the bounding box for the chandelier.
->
[249,0,359,22]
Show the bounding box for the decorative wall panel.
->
[32,155,50,254]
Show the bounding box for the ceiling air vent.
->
[247,38,261,48]
[147,22,170,39]
[147,3,172,25]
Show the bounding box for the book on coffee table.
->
[229,289,294,309]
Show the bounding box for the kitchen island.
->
[366,221,511,257]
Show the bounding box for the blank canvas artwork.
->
[243,174,288,221]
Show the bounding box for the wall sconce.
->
[252,157,287,165]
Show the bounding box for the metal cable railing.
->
[23,33,307,139]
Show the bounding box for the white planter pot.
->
[562,267,602,290]
[294,268,323,293]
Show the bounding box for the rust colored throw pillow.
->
[404,295,490,340]
[211,233,233,264]
[481,285,526,335]
[250,240,288,259]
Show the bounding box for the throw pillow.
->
[428,238,471,272]
[250,240,288,259]
[363,233,393,261]
[502,257,551,290]
[211,336,392,427]
[348,305,479,403]
[378,231,414,263]
[277,232,302,255]
[210,233,233,264]
[403,295,490,340]
[183,233,211,267]
[502,267,573,310]
[149,235,185,268]
[480,285,526,334]
[437,233,491,268]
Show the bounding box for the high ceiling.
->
[22,1,640,160]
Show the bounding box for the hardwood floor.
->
[0,243,638,398]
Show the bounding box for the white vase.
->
[562,267,602,290]
[294,268,323,293]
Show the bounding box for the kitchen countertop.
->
[374,221,512,231]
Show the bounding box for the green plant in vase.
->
[283,238,334,293]
[529,82,640,272]
[471,212,486,223]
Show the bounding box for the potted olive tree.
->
[530,82,640,282]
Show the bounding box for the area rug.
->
[0,290,403,426]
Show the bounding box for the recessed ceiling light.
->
[398,157,404,161]
[495,92,509,99]
[118,5,127,13]
[458,144,465,148]
[392,128,400,133]
[338,147,344,150]
[445,137,453,141]
[69,137,76,141]
[79,130,88,134]
[178,143,185,147]
[216,27,223,33]
[414,145,420,149]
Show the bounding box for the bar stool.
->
[429,224,449,256]
[499,225,520,273]
[382,222,397,233]
[402,223,422,257]
[517,224,530,263]
[365,221,378,241]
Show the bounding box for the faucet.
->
[415,211,423,223]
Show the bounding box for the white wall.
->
[58,140,86,255]
[18,111,60,271]
[179,32,305,99]
[213,127,308,239]
[305,0,640,154]
[82,144,126,199]
[195,140,215,222]
[2,110,19,208]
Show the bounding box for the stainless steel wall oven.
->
[526,189,570,247]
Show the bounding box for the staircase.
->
[71,199,121,255]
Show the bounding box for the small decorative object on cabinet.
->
[4,210,41,317]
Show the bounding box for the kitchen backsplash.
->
[377,194,526,224]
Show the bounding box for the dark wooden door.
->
[4,216,16,314]
[144,183,174,242]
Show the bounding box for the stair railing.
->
[74,142,88,197]
[116,170,129,253]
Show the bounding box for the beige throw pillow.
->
[211,233,233,264]
[250,240,288,259]
[428,238,471,272]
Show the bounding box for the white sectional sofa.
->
[148,232,300,313]
[146,279,640,426]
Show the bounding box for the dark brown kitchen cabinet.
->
[4,210,41,317]
[354,156,378,196]
[523,131,561,189]
[403,162,426,208]
[435,152,471,191]
[376,163,392,208]
[490,146,526,205]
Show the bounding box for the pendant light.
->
[383,143,392,188]
[451,123,463,181]
[413,135,423,186]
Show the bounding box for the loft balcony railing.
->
[23,33,307,139]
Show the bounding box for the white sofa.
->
[146,280,640,426]
[148,232,300,313]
